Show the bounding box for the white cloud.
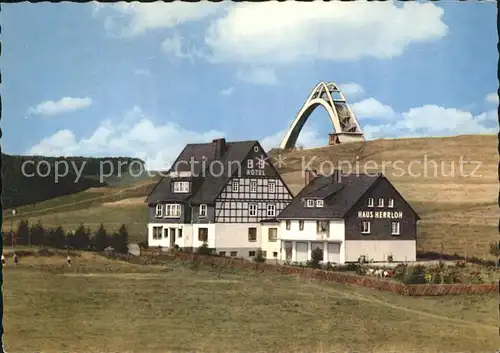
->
[485,92,499,105]
[260,125,324,151]
[351,98,395,120]
[236,67,278,86]
[362,105,497,140]
[27,107,224,171]
[204,2,448,64]
[134,68,152,77]
[219,87,234,96]
[97,2,223,37]
[27,97,92,117]
[338,83,364,99]
[161,34,195,61]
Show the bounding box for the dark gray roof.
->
[277,173,382,219]
[146,139,256,204]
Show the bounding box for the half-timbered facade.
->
[276,169,420,264]
[146,138,293,259]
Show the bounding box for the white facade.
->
[277,219,346,264]
[345,240,416,262]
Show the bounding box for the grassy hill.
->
[1,154,147,209]
[3,134,498,259]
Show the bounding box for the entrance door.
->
[284,241,293,261]
[169,228,176,247]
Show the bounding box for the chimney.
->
[213,138,226,160]
[304,168,318,186]
[332,169,342,183]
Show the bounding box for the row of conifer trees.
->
[3,220,129,254]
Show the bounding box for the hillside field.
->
[2,252,498,353]
[3,134,498,259]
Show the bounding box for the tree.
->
[94,224,109,252]
[29,221,45,246]
[112,224,129,254]
[71,224,90,250]
[50,226,67,249]
[310,247,324,269]
[16,219,30,246]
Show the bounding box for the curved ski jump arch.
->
[279,81,365,150]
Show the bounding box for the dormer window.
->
[367,198,374,207]
[316,199,323,208]
[173,181,189,193]
[257,158,265,169]
[378,198,384,207]
[232,180,239,192]
[199,204,207,217]
[155,204,163,217]
[388,198,394,208]
[306,199,315,207]
[247,159,254,169]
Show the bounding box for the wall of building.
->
[260,223,281,260]
[345,240,416,262]
[147,223,193,248]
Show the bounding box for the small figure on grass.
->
[1,254,5,267]
[67,255,72,267]
[13,253,19,266]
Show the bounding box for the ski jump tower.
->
[279,81,365,150]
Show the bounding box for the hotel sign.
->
[246,169,265,176]
[357,211,403,219]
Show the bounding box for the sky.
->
[1,1,498,170]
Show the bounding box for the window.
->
[232,180,239,192]
[367,198,374,207]
[173,181,189,193]
[247,159,254,169]
[306,199,315,207]
[164,229,169,238]
[299,220,304,231]
[258,158,265,169]
[178,229,183,238]
[388,198,394,208]
[249,204,258,217]
[198,228,208,242]
[219,251,226,257]
[155,204,163,217]
[250,181,257,193]
[391,222,400,235]
[165,204,181,217]
[249,251,256,257]
[254,146,259,152]
[267,203,276,217]
[317,220,329,232]
[286,220,291,230]
[152,226,162,240]
[248,227,257,242]
[273,251,278,257]
[230,251,238,257]
[199,204,207,217]
[378,198,384,207]
[268,181,276,193]
[316,199,324,208]
[362,221,371,234]
[268,228,277,242]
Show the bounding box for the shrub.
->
[16,219,30,246]
[196,242,215,256]
[402,265,426,284]
[310,247,323,269]
[254,248,266,263]
[489,242,500,257]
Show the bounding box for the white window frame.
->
[232,180,239,192]
[199,204,207,218]
[378,198,384,207]
[367,198,374,207]
[306,199,315,207]
[316,199,324,208]
[247,159,254,169]
[253,146,259,152]
[361,221,371,234]
[173,181,189,193]
[268,228,277,242]
[266,203,276,217]
[248,227,257,242]
[268,180,276,193]
[152,226,162,240]
[285,220,291,230]
[391,221,400,235]
[249,203,257,217]
[164,204,181,218]
[388,198,394,208]
[258,158,266,169]
[250,181,257,193]
[155,204,163,217]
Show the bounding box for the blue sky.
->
[1,1,498,169]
